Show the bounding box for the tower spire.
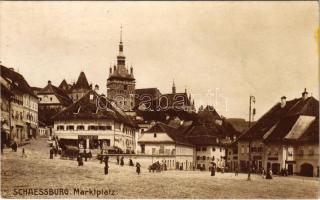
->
[172,79,176,94]
[120,24,123,43]
[119,25,124,53]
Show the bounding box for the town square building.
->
[52,90,137,153]
[238,89,319,177]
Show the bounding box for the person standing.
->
[120,156,124,167]
[21,148,26,158]
[84,149,87,162]
[49,148,54,159]
[104,156,109,175]
[77,155,83,166]
[266,168,272,179]
[116,156,120,165]
[235,166,239,176]
[211,162,216,176]
[136,162,141,175]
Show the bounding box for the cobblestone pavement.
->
[1,138,319,199]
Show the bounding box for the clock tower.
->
[107,26,135,111]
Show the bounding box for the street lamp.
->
[247,95,256,181]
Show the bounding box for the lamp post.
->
[247,95,255,181]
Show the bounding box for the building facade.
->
[0,65,39,144]
[238,90,319,177]
[52,91,136,153]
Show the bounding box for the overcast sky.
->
[0,1,318,120]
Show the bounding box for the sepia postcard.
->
[0,1,319,199]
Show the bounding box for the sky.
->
[0,1,318,120]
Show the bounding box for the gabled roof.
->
[58,79,70,91]
[144,122,193,146]
[38,81,72,106]
[1,65,37,98]
[52,91,136,127]
[70,71,91,91]
[240,96,319,144]
[225,118,250,133]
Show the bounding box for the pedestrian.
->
[104,162,109,175]
[84,149,87,162]
[54,147,58,157]
[49,148,53,159]
[21,148,26,158]
[120,156,124,166]
[104,156,109,175]
[235,166,238,176]
[129,158,134,166]
[116,156,120,165]
[211,162,216,176]
[136,162,141,175]
[266,168,272,179]
[262,168,266,178]
[77,155,83,166]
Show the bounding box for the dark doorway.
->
[288,164,293,175]
[271,163,280,175]
[300,163,313,177]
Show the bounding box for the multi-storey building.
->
[238,89,319,177]
[0,65,39,143]
[52,90,137,153]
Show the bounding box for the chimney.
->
[48,80,51,85]
[280,96,286,108]
[109,67,112,75]
[130,66,133,75]
[302,88,308,100]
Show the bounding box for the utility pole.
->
[247,95,255,181]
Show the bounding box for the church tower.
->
[107,26,135,111]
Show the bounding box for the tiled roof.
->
[38,81,72,106]
[70,71,91,91]
[240,96,319,144]
[52,91,136,127]
[144,122,193,146]
[58,79,70,91]
[1,65,37,98]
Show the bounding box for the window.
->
[212,147,216,152]
[124,85,128,90]
[88,125,98,130]
[152,148,156,154]
[202,156,206,160]
[197,156,200,160]
[50,97,52,101]
[77,125,85,130]
[202,147,207,151]
[66,125,74,130]
[241,145,244,153]
[141,144,145,154]
[159,145,164,154]
[196,147,201,151]
[57,125,64,130]
[220,148,222,152]
[154,133,157,138]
